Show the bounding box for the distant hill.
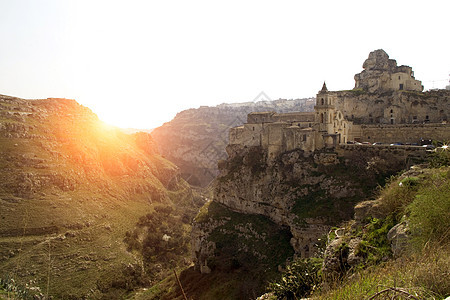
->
[151,98,315,186]
[120,128,154,134]
[0,95,201,299]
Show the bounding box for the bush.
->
[378,175,420,218]
[408,170,450,247]
[124,203,191,277]
[269,258,322,299]
[355,216,394,264]
[429,148,450,167]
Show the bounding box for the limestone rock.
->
[354,200,386,223]
[314,153,338,165]
[354,49,423,93]
[362,49,397,72]
[387,221,410,257]
[322,234,363,282]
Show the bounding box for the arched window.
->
[320,113,324,123]
[321,98,324,105]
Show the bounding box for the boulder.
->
[387,221,410,257]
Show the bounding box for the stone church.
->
[230,49,450,159]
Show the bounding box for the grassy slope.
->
[280,165,450,300]
[0,95,195,299]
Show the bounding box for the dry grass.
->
[314,244,449,299]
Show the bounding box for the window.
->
[320,113,324,123]
[399,84,404,90]
[391,118,394,124]
[398,76,401,80]
[426,115,429,120]
[302,135,307,142]
[321,98,324,105]
[252,126,255,131]
[390,109,393,113]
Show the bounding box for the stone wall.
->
[331,90,450,125]
[247,111,314,124]
[358,123,450,143]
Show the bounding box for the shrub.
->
[355,216,394,264]
[378,176,420,218]
[429,148,450,167]
[269,258,322,299]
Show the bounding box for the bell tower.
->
[315,82,333,132]
[314,82,340,148]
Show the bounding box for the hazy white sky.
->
[1,0,449,129]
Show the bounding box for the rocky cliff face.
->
[151,98,314,187]
[191,143,426,294]
[0,94,194,298]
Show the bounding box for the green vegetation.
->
[316,166,450,299]
[124,203,192,280]
[408,169,450,248]
[429,146,450,167]
[272,164,450,299]
[378,175,422,218]
[138,202,296,300]
[207,202,294,275]
[0,277,41,300]
[348,88,367,96]
[269,258,323,299]
[0,97,201,299]
[355,216,394,265]
[315,246,450,300]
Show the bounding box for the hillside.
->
[0,95,202,299]
[269,161,450,300]
[137,149,449,300]
[151,98,314,187]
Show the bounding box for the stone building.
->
[229,49,450,159]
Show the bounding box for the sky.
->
[0,0,449,129]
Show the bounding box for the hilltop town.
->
[229,49,450,159]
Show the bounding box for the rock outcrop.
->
[354,49,423,93]
[387,221,410,257]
